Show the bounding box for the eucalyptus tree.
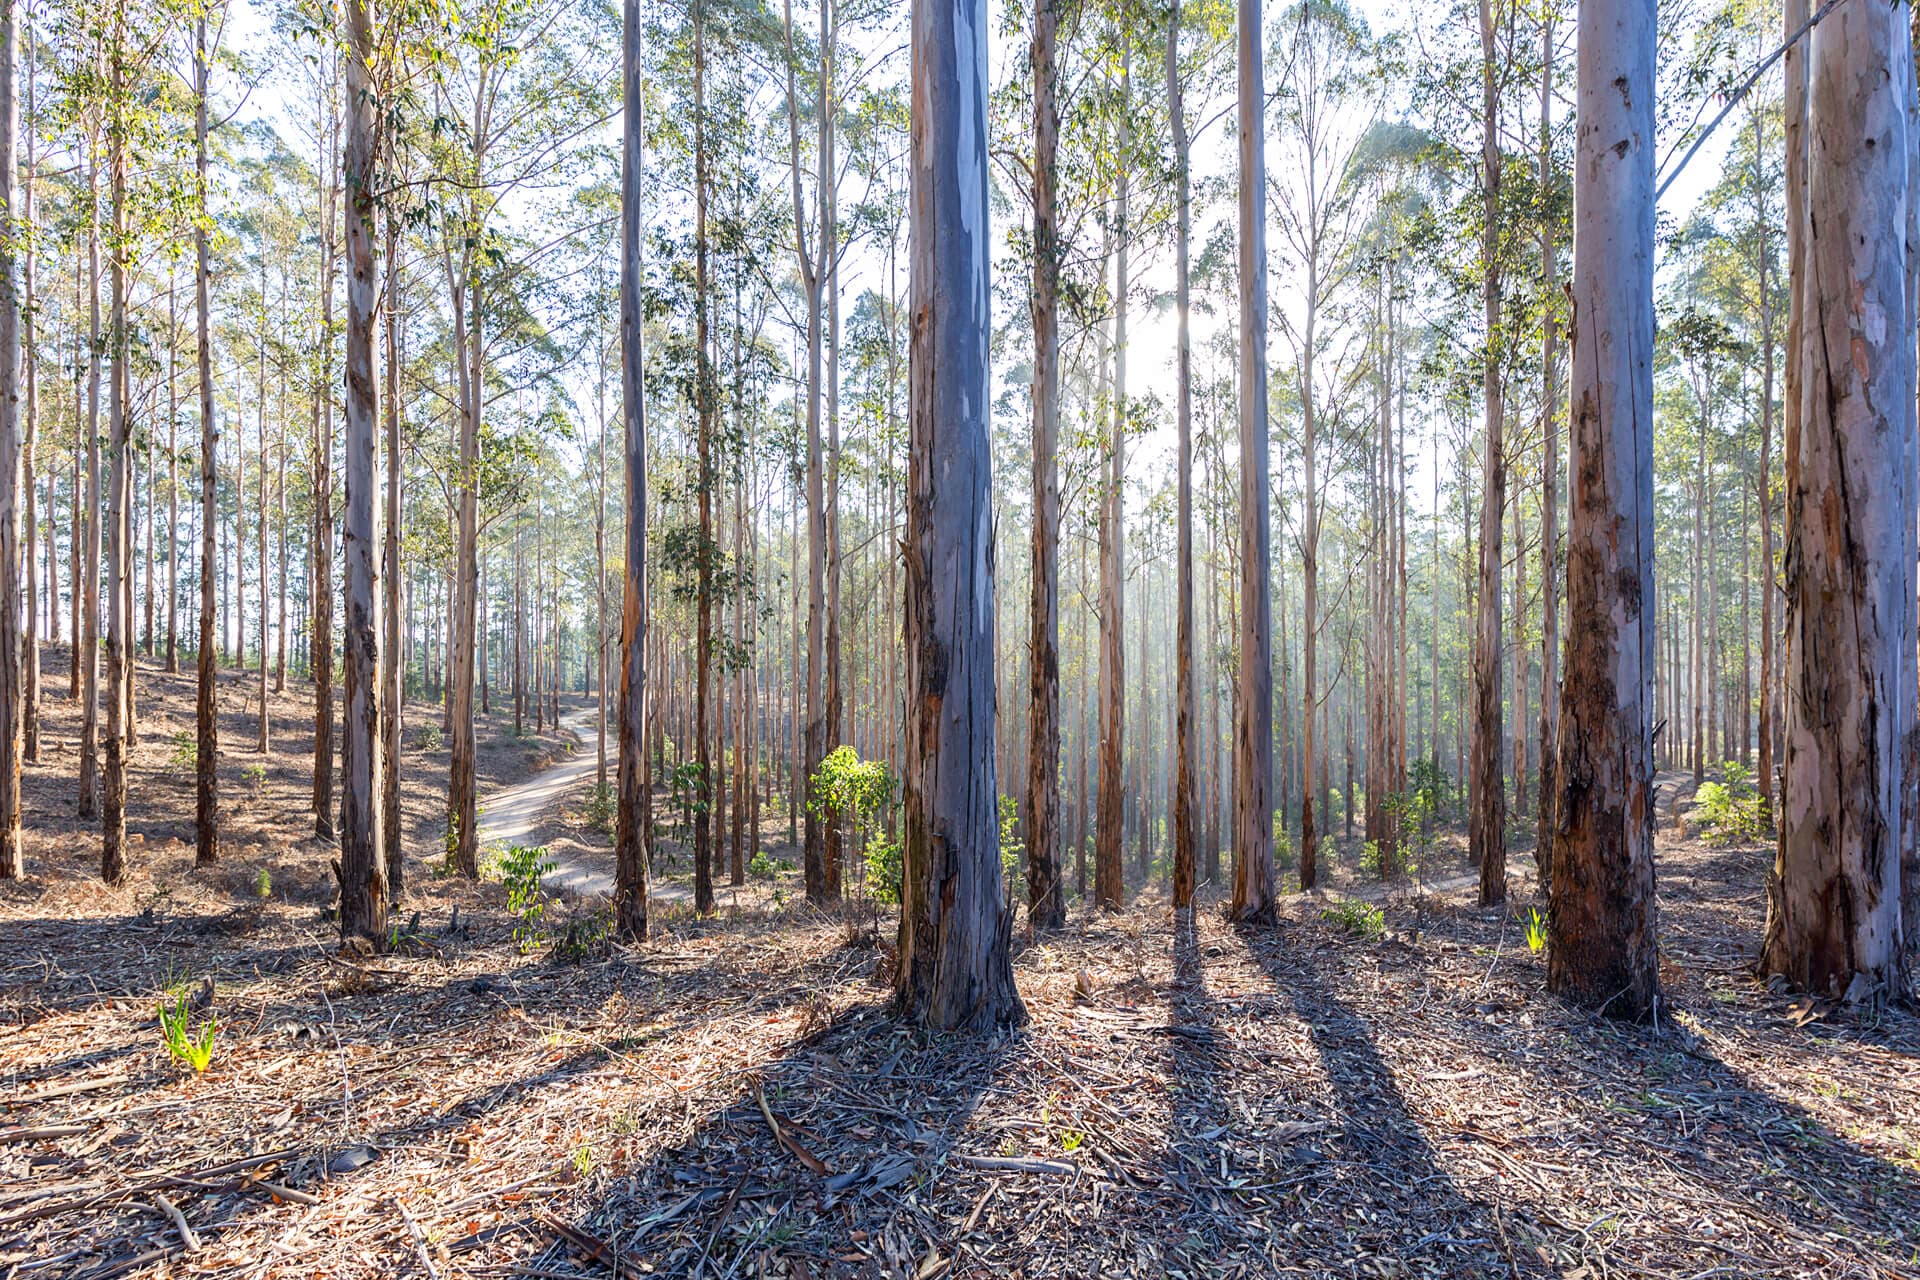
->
[193,0,220,866]
[1547,0,1660,1020]
[1025,0,1064,927]
[335,0,390,944]
[1230,0,1274,922]
[0,0,21,881]
[1763,0,1916,1001]
[895,0,1023,1030]
[614,0,650,941]
[1267,0,1382,891]
[1469,0,1507,906]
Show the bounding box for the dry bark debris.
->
[3,814,1918,1279]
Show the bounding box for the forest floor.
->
[4,659,1919,1279]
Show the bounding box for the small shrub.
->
[998,793,1024,903]
[253,867,273,900]
[169,731,197,770]
[496,844,557,953]
[864,831,903,904]
[747,848,784,881]
[157,989,217,1073]
[584,781,616,835]
[1320,900,1385,940]
[413,725,445,752]
[242,763,270,800]
[1359,839,1383,877]
[1692,763,1766,845]
[550,908,611,963]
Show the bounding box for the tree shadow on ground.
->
[1235,918,1565,1276]
[544,997,1018,1278]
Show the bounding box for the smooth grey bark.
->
[895,0,1024,1031]
[1547,0,1660,1020]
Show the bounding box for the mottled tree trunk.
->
[1763,0,1915,1001]
[1231,0,1275,922]
[613,0,651,942]
[337,0,386,946]
[895,0,1024,1031]
[1548,0,1661,1021]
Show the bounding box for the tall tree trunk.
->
[1024,0,1064,928]
[1533,3,1560,884]
[895,0,1024,1031]
[614,0,651,941]
[1231,0,1275,921]
[193,13,219,867]
[255,267,269,753]
[1299,252,1322,890]
[101,24,131,884]
[1095,54,1129,912]
[337,0,386,944]
[784,0,832,906]
[1548,0,1661,1022]
[382,212,404,900]
[691,0,715,916]
[0,0,18,881]
[1471,0,1508,906]
[314,119,339,842]
[1169,0,1195,909]
[79,149,99,820]
[1763,0,1915,1000]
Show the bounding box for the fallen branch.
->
[151,1193,201,1254]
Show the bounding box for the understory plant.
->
[157,988,217,1074]
[497,844,557,952]
[1692,761,1767,845]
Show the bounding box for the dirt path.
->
[471,703,686,903]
